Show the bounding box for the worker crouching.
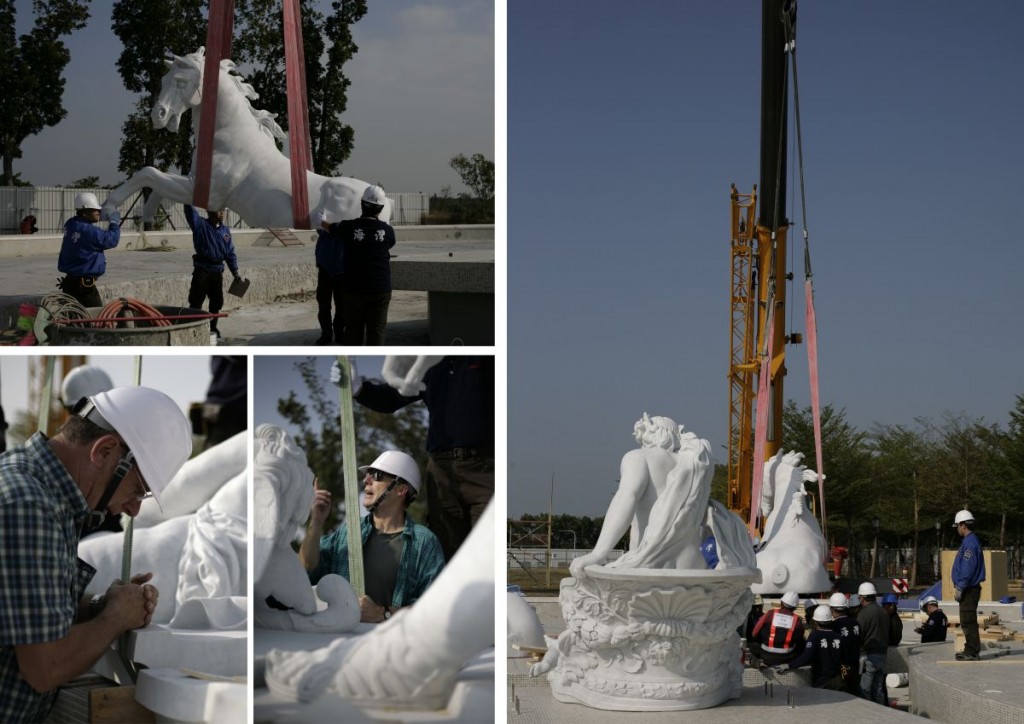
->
[749,591,806,666]
[774,605,845,690]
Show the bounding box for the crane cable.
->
[783,9,829,551]
[750,2,795,531]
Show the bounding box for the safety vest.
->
[762,610,799,653]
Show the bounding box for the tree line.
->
[2,0,493,207]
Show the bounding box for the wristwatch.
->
[383,605,392,620]
[89,593,104,618]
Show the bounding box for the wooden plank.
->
[89,686,155,724]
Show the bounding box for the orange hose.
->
[93,298,174,329]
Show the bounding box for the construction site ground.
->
[0,227,493,346]
[511,596,1024,724]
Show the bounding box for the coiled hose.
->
[94,298,173,329]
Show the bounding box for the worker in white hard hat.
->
[749,591,806,666]
[774,605,845,690]
[951,509,985,661]
[828,591,862,696]
[57,192,122,307]
[318,185,395,345]
[856,580,891,705]
[300,450,444,623]
[0,386,192,723]
[182,203,241,343]
[915,595,948,643]
[60,365,114,409]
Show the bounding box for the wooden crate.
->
[940,549,1008,601]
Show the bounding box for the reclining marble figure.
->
[533,413,760,711]
[263,500,495,710]
[253,424,360,632]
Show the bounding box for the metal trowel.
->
[227,277,250,298]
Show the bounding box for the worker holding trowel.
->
[183,204,244,345]
[0,387,192,723]
[299,451,445,623]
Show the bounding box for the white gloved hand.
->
[954,588,962,602]
[328,359,362,394]
[316,210,328,226]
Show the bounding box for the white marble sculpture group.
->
[532,414,761,711]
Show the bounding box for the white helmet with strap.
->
[62,365,114,408]
[81,386,193,506]
[74,192,102,210]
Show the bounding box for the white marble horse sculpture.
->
[751,449,831,594]
[102,47,391,228]
[253,424,360,633]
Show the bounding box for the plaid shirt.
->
[309,514,444,607]
[0,433,94,723]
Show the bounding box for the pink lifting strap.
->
[749,305,775,530]
[193,0,234,210]
[283,0,313,229]
[805,279,827,546]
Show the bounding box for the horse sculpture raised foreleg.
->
[103,167,195,223]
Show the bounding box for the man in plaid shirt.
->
[0,387,191,722]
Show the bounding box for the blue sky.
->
[508,1,1024,517]
[12,0,493,194]
[253,355,387,441]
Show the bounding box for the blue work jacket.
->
[57,216,121,277]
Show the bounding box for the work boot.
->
[955,652,980,661]
[315,332,333,346]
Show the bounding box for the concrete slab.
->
[0,227,492,347]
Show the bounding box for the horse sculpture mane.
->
[170,48,286,143]
[104,47,389,228]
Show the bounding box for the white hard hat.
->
[812,606,834,624]
[781,591,800,608]
[858,582,878,597]
[828,592,849,609]
[359,450,421,492]
[920,595,939,611]
[88,387,192,504]
[361,185,387,207]
[848,594,861,607]
[74,192,102,210]
[953,510,974,526]
[62,365,114,407]
[803,598,818,610]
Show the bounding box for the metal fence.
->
[0,186,429,234]
[507,548,625,569]
[508,545,1023,585]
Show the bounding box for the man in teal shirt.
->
[300,451,444,623]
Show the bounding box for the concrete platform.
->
[0,225,493,346]
[514,595,1024,723]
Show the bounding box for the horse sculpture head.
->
[153,48,205,132]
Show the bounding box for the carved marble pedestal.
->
[547,566,759,711]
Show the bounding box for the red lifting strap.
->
[193,0,234,210]
[283,0,313,229]
[805,279,827,547]
[749,305,775,530]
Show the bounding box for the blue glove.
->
[108,212,121,226]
